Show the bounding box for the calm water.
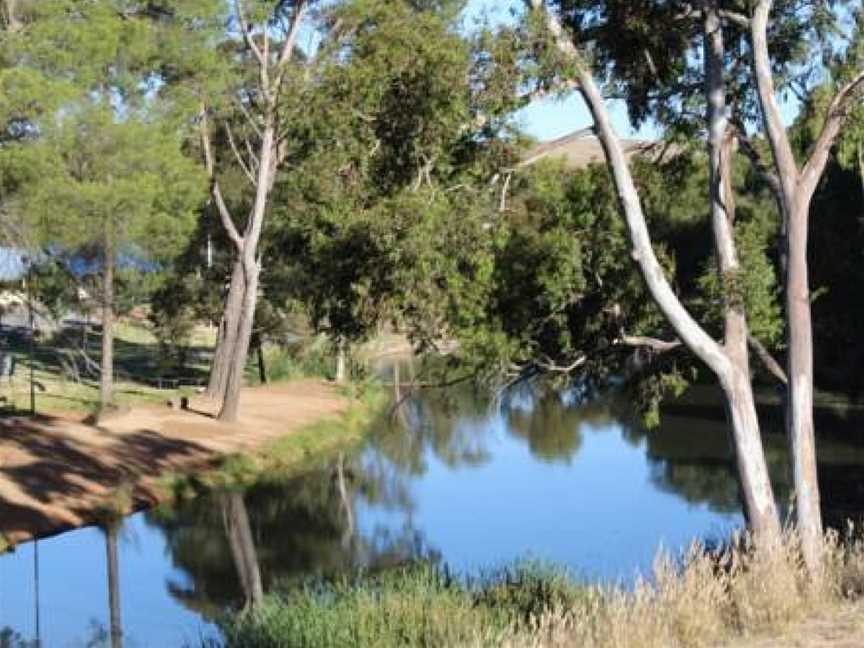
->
[1,377,863,646]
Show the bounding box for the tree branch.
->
[234,0,266,70]
[618,335,683,353]
[733,123,783,202]
[199,109,245,252]
[748,334,788,385]
[751,0,800,204]
[537,354,587,373]
[225,123,257,185]
[234,97,263,139]
[799,69,864,202]
[273,0,309,90]
[719,9,750,28]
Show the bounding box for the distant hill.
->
[522,131,659,170]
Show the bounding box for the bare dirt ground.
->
[723,603,864,648]
[0,380,348,544]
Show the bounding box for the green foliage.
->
[696,217,784,349]
[8,106,205,260]
[253,341,333,384]
[265,0,511,356]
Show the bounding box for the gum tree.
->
[522,0,782,540]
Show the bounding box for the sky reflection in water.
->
[6,379,851,646]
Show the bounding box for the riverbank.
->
[0,379,383,548]
[220,532,864,648]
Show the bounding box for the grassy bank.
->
[162,380,388,499]
[0,319,215,416]
[218,530,864,648]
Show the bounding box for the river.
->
[0,373,862,646]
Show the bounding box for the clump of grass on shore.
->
[221,562,581,648]
[218,530,864,648]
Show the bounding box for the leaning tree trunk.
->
[702,2,780,540]
[555,3,782,541]
[207,258,245,399]
[786,201,823,569]
[99,239,115,412]
[219,258,260,422]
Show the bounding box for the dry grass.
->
[220,529,864,648]
[505,528,864,648]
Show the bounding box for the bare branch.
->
[718,10,750,28]
[234,0,266,70]
[537,354,587,373]
[199,109,245,252]
[235,97,262,139]
[733,123,783,201]
[751,0,800,203]
[273,0,309,91]
[618,335,683,352]
[499,172,513,212]
[225,123,256,185]
[799,69,864,202]
[748,334,788,385]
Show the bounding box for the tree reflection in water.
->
[145,374,864,622]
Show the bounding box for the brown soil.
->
[730,603,864,648]
[0,380,348,545]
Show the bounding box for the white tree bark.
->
[527,0,782,540]
[750,0,864,573]
[200,1,310,422]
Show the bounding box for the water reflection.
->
[1,378,863,645]
[150,465,434,621]
[105,525,123,648]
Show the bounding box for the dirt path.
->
[0,380,348,545]
[722,603,864,648]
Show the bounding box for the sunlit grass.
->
[0,320,194,416]
[218,529,864,648]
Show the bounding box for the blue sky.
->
[462,0,651,141]
[462,0,801,143]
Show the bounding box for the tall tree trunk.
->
[702,2,780,538]
[786,200,823,569]
[207,258,245,399]
[221,492,264,608]
[217,122,275,422]
[255,334,267,385]
[105,525,123,648]
[99,240,115,412]
[219,259,259,422]
[751,0,828,572]
[334,336,347,384]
